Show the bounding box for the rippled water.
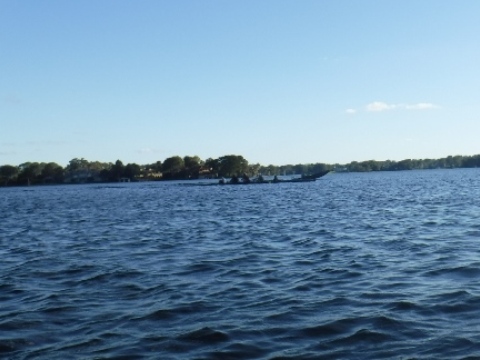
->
[2,169,480,359]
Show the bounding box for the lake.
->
[1,169,480,359]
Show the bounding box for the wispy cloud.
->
[365,102,398,112]
[347,101,440,114]
[405,103,439,110]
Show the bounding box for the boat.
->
[177,170,330,187]
[218,170,330,185]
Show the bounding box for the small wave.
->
[330,328,394,345]
[292,259,316,266]
[433,300,480,315]
[371,315,405,329]
[290,237,318,247]
[40,305,77,314]
[290,283,311,292]
[300,319,357,338]
[260,276,283,284]
[0,338,31,354]
[77,272,111,284]
[57,337,103,352]
[0,341,16,354]
[139,301,216,322]
[0,319,43,331]
[432,289,472,301]
[116,282,147,293]
[141,308,177,321]
[389,300,422,312]
[179,262,219,274]
[206,342,268,360]
[418,336,478,359]
[177,327,229,344]
[424,266,480,279]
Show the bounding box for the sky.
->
[1,1,479,167]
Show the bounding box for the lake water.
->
[1,169,480,359]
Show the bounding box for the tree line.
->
[1,154,480,186]
[344,155,480,172]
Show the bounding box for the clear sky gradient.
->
[1,1,479,166]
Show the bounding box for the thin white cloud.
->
[366,102,398,112]
[347,101,440,114]
[405,103,439,110]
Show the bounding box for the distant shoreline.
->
[1,154,479,187]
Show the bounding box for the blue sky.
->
[1,1,479,166]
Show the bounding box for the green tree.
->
[348,161,368,172]
[110,160,125,181]
[41,162,64,183]
[162,156,185,178]
[397,159,413,170]
[66,158,89,172]
[263,164,279,176]
[312,162,331,174]
[249,163,261,177]
[204,158,220,177]
[183,155,202,178]
[464,155,480,168]
[445,155,463,168]
[218,155,249,177]
[279,164,294,175]
[141,161,162,180]
[124,163,141,180]
[0,165,18,186]
[294,163,309,175]
[152,161,162,172]
[184,155,202,169]
[17,162,43,185]
[88,161,110,172]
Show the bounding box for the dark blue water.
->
[2,169,480,359]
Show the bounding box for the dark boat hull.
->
[220,170,330,185]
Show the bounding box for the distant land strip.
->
[1,154,479,186]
